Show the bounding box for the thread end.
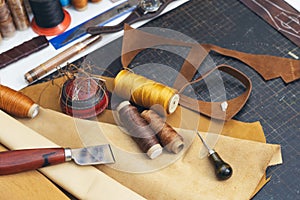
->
[116,101,131,112]
[147,144,163,159]
[166,137,184,154]
[28,104,39,118]
[168,94,180,114]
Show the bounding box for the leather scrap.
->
[202,43,300,83]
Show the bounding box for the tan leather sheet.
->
[0,76,280,199]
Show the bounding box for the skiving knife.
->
[0,144,115,175]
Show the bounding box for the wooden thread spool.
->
[117,101,163,159]
[0,85,39,118]
[0,0,9,22]
[141,110,184,154]
[114,70,180,115]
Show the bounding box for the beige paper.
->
[0,110,145,200]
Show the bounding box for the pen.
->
[24,35,102,83]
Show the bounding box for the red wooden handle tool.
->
[0,148,66,175]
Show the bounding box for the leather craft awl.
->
[0,144,115,175]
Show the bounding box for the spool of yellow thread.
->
[114,70,180,115]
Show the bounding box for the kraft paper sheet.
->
[9,76,283,199]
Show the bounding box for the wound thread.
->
[71,0,88,11]
[117,101,163,159]
[0,84,39,118]
[114,70,180,115]
[29,0,64,28]
[7,0,30,30]
[141,110,184,154]
[0,0,16,37]
[60,76,108,119]
[29,0,71,36]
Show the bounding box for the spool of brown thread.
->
[117,101,163,159]
[0,0,9,21]
[72,0,88,11]
[7,0,30,30]
[141,110,184,154]
[0,0,16,37]
[0,85,39,118]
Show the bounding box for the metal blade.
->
[71,144,115,165]
[61,0,138,45]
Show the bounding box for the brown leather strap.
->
[122,25,208,89]
[121,24,252,120]
[179,64,252,120]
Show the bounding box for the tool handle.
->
[24,44,81,83]
[209,151,233,180]
[24,35,102,83]
[0,148,66,175]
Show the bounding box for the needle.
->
[196,131,233,180]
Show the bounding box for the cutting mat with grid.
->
[45,0,299,199]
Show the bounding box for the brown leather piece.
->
[179,65,252,121]
[202,43,300,84]
[122,24,251,121]
[239,0,300,48]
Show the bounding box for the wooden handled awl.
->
[196,131,233,180]
[0,144,115,175]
